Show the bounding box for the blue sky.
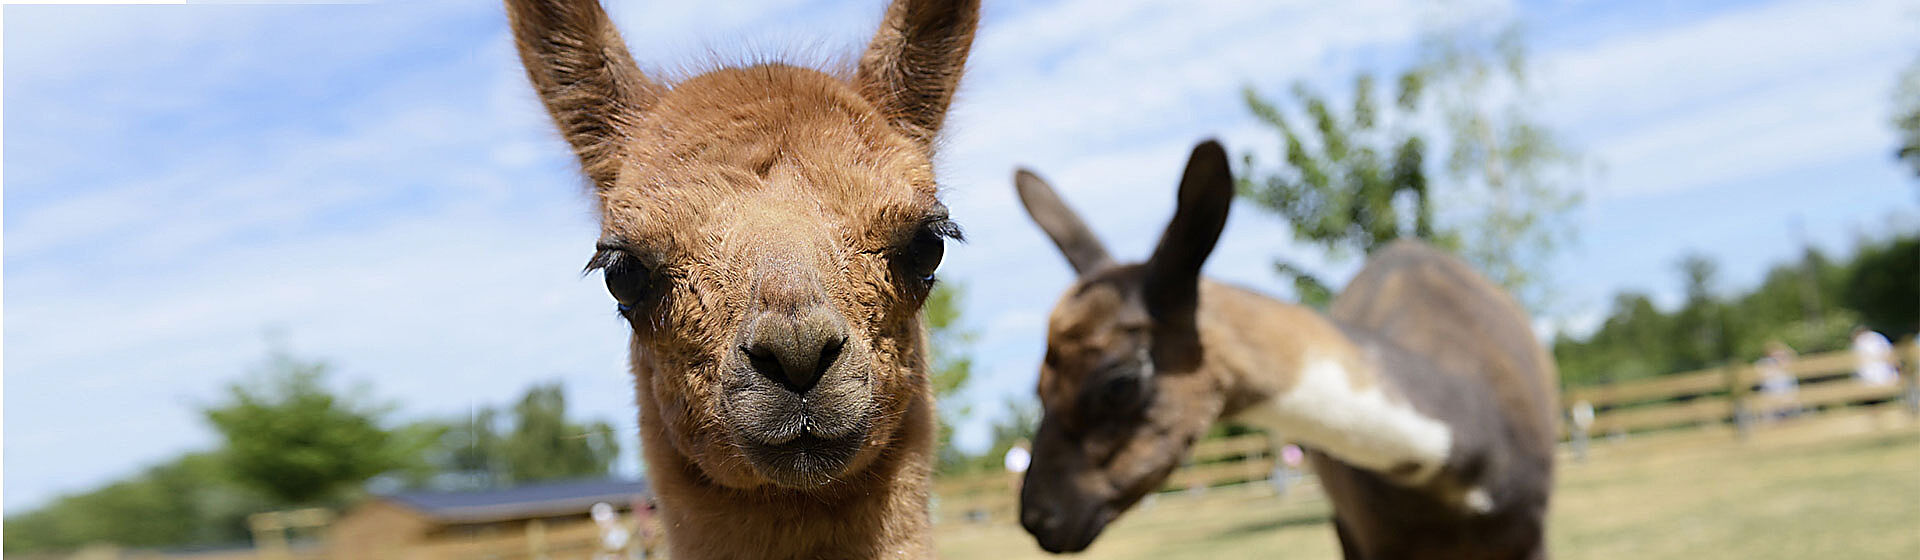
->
[4,0,1915,512]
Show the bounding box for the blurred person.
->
[1568,400,1596,461]
[1755,341,1800,421]
[592,502,630,560]
[1852,327,1899,386]
[630,496,659,560]
[1004,438,1032,492]
[1270,443,1306,495]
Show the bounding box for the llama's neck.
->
[1199,281,1456,485]
[634,367,936,559]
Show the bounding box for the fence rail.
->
[1568,340,1918,438]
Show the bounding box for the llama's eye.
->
[600,253,651,309]
[904,227,946,282]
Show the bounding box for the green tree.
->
[1894,55,1920,179]
[4,454,273,553]
[427,407,506,488]
[420,381,620,487]
[1842,235,1919,340]
[1718,246,1857,360]
[973,398,1040,473]
[1239,26,1582,310]
[1553,235,1910,388]
[203,347,417,505]
[924,283,979,473]
[1669,254,1730,372]
[501,383,620,482]
[1553,292,1676,386]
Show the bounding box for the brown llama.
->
[1012,140,1558,559]
[504,0,978,557]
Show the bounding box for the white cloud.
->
[1588,63,1898,199]
[1537,0,1918,199]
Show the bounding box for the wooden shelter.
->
[327,477,651,559]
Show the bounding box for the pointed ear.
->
[506,0,662,189]
[855,0,980,149]
[1015,168,1114,275]
[1145,140,1234,319]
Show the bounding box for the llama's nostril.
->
[817,336,846,376]
[743,344,785,384]
[1021,506,1056,534]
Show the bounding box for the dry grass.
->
[936,409,1920,560]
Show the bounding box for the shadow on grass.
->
[1211,510,1334,539]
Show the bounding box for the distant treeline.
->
[4,347,623,554]
[1553,233,1917,387]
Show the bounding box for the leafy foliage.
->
[919,283,1046,475]
[924,283,980,473]
[940,398,1042,476]
[500,384,620,482]
[202,348,420,505]
[3,453,272,553]
[974,399,1041,472]
[1554,234,1914,387]
[418,382,620,488]
[1842,236,1919,339]
[1239,26,1582,310]
[7,345,629,553]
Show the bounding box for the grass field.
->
[936,409,1920,560]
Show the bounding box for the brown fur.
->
[1311,241,1558,559]
[1013,141,1557,558]
[505,1,978,558]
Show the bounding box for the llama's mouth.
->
[740,432,864,487]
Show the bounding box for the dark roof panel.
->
[384,477,651,524]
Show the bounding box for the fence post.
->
[248,512,291,560]
[1249,436,1271,490]
[1726,364,1752,441]
[527,518,548,560]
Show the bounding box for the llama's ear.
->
[1015,168,1114,275]
[855,0,980,149]
[506,0,662,189]
[1144,140,1233,320]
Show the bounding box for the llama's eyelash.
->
[585,239,654,274]
[583,249,621,275]
[923,218,964,242]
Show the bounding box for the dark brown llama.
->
[1013,140,1558,559]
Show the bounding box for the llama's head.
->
[508,0,976,490]
[1012,141,1234,553]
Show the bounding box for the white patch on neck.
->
[1237,357,1453,483]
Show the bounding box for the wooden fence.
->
[934,432,1284,524]
[402,518,630,560]
[1565,340,1919,439]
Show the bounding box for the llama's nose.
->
[742,306,849,394]
[1021,501,1060,536]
